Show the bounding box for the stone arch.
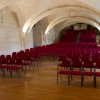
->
[47,17,100,37]
[22,5,100,34]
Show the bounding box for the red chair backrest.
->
[61,60,71,68]
[72,61,83,68]
[83,61,94,68]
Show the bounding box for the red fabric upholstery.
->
[96,72,100,76]
[83,72,94,76]
[32,58,39,61]
[58,70,70,74]
[1,66,22,70]
[0,66,5,68]
[57,60,71,85]
[23,62,31,65]
[57,63,62,66]
[11,66,22,70]
[70,71,82,75]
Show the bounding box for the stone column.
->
[21,32,25,50]
[44,33,47,45]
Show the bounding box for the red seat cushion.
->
[70,71,82,75]
[57,63,62,66]
[83,72,94,76]
[4,66,12,69]
[96,72,100,76]
[11,66,22,70]
[23,62,31,65]
[32,58,39,61]
[58,70,70,74]
[0,66,5,68]
[4,66,22,70]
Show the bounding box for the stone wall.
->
[25,29,33,49]
[0,7,21,55]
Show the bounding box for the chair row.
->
[79,30,96,42]
[0,65,24,78]
[59,55,100,66]
[57,60,100,87]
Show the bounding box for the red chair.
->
[6,57,24,78]
[94,61,100,87]
[12,52,17,57]
[1,55,5,59]
[3,65,22,78]
[81,55,91,62]
[71,56,81,62]
[58,56,67,67]
[30,48,34,52]
[0,57,5,76]
[1,58,8,66]
[81,61,95,87]
[15,58,26,75]
[70,61,83,86]
[91,56,100,63]
[9,66,22,78]
[6,55,12,60]
[1,57,23,78]
[20,50,25,54]
[8,58,16,66]
[31,52,41,67]
[57,60,71,85]
[66,53,73,59]
[12,52,17,59]
[23,55,33,71]
[25,49,30,53]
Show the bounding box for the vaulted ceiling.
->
[1,0,100,33]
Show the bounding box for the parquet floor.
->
[0,60,100,100]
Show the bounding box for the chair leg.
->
[81,75,83,86]
[40,60,42,66]
[53,56,54,61]
[9,69,12,78]
[2,69,5,77]
[22,68,26,75]
[43,56,45,60]
[71,75,73,81]
[31,63,34,70]
[60,74,62,80]
[33,65,34,70]
[34,61,35,66]
[90,68,92,72]
[29,65,30,72]
[18,70,20,78]
[48,56,50,60]
[7,69,9,72]
[16,70,18,75]
[68,74,70,85]
[57,73,58,84]
[94,75,96,88]
[37,61,38,67]
[83,76,84,82]
[25,65,27,70]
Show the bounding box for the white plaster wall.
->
[46,28,56,44]
[33,18,49,46]
[96,34,100,43]
[25,29,33,49]
[33,22,42,47]
[0,7,21,55]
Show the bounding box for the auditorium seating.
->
[0,29,100,88]
[79,30,96,43]
[60,30,79,42]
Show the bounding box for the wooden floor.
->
[0,60,100,100]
